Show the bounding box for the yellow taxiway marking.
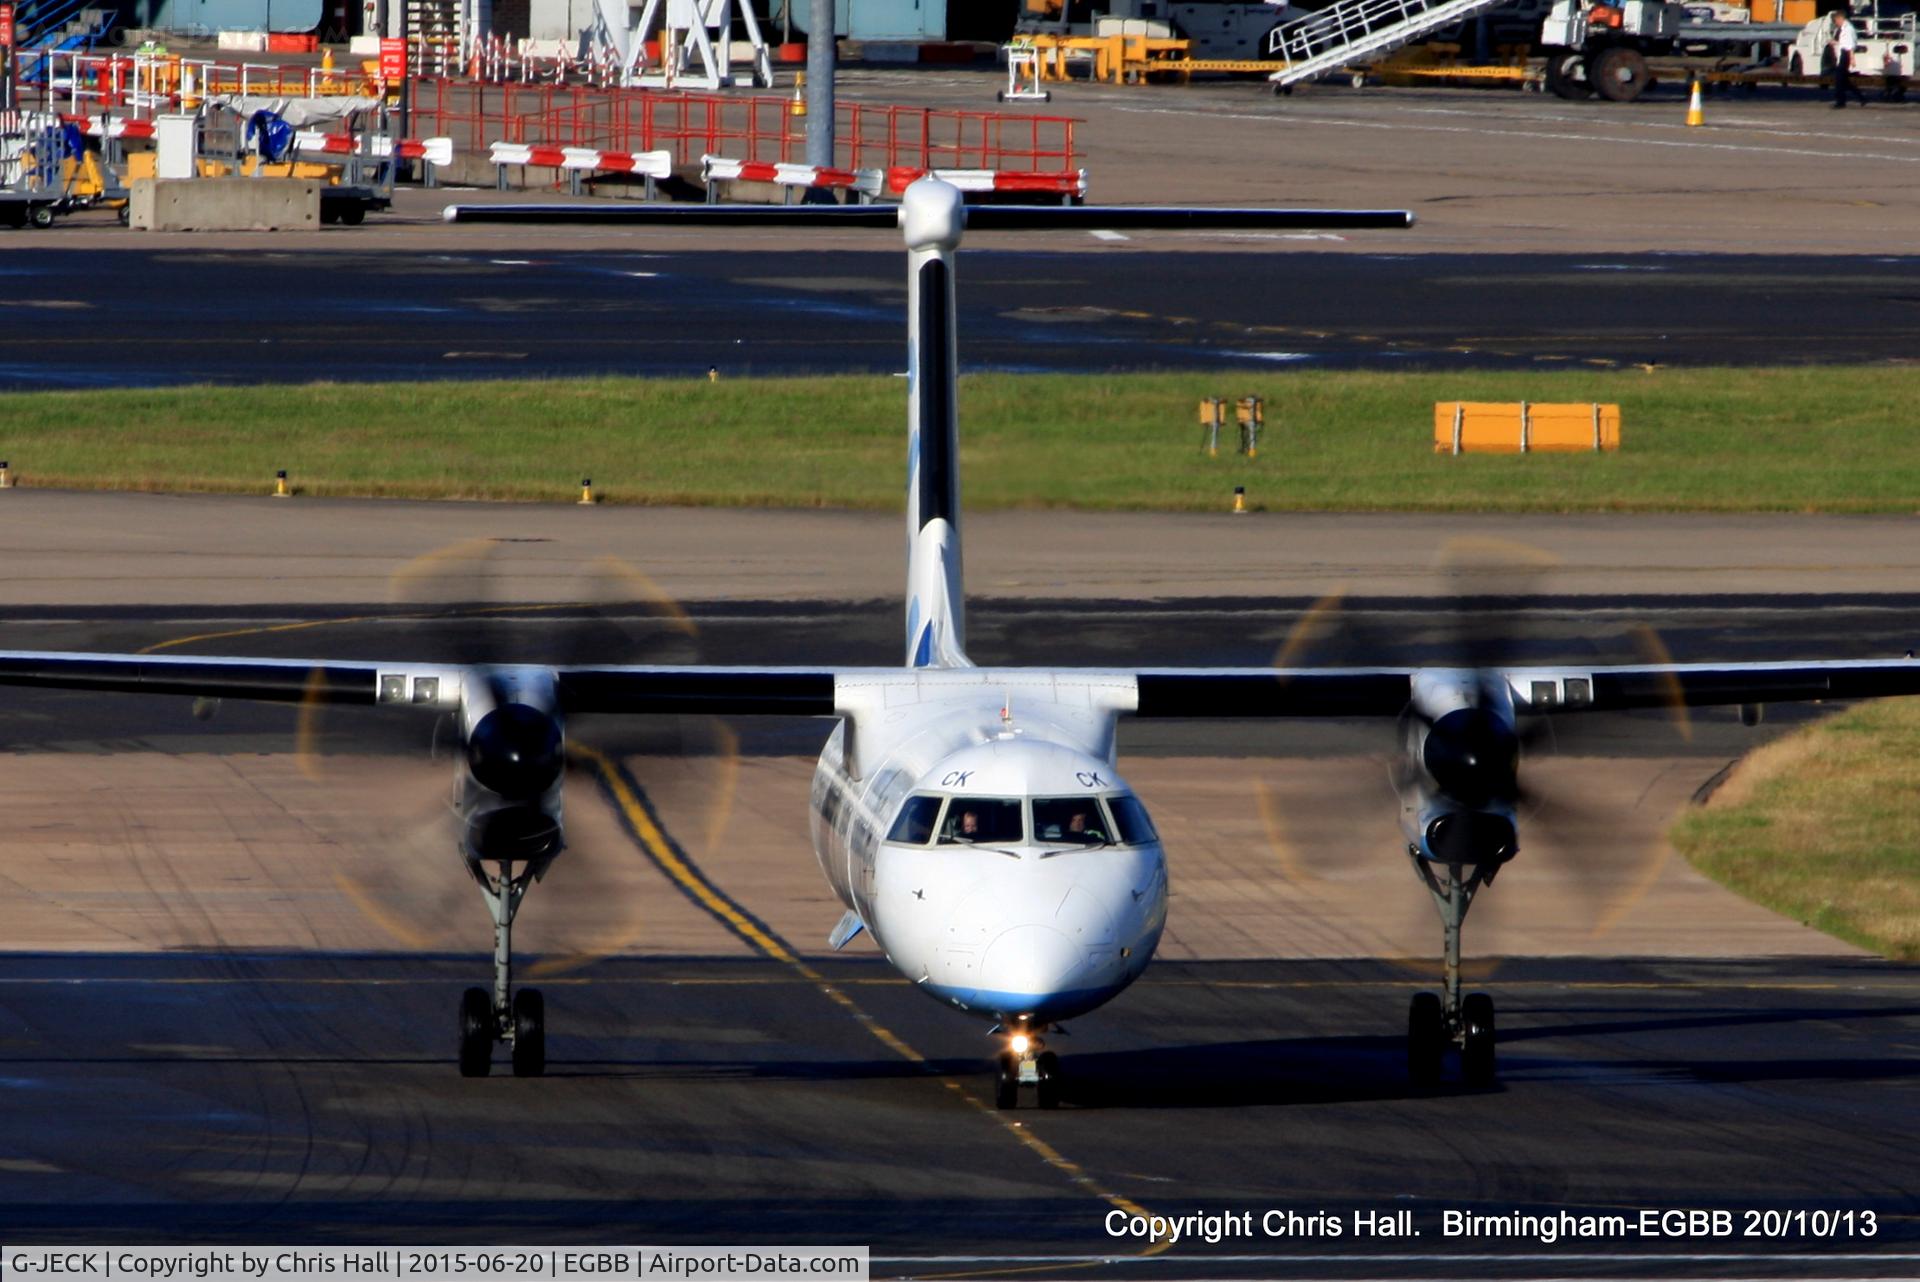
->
[573,742,1174,1270]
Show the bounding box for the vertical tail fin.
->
[903,179,970,669]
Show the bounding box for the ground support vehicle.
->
[1787,4,1915,97]
[1540,0,1799,98]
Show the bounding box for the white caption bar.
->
[0,1249,868,1282]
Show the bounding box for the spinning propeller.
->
[296,539,740,978]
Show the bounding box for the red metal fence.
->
[410,78,1080,174]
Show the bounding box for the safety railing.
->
[1266,0,1507,84]
[410,78,1079,175]
[23,50,382,115]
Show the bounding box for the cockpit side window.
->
[886,794,945,845]
[1107,793,1159,845]
[1031,796,1111,846]
[937,797,1023,845]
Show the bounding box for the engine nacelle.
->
[1409,797,1519,866]
[1402,669,1520,809]
[458,667,565,865]
[1397,670,1522,866]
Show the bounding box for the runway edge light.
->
[580,477,596,505]
[0,461,12,489]
[1232,485,1247,515]
[273,469,291,498]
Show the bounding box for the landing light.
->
[1009,1033,1031,1055]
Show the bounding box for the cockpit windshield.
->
[885,792,1159,849]
[886,795,943,845]
[938,798,1024,845]
[1031,797,1111,845]
[1108,793,1158,845]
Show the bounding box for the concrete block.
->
[130,178,321,231]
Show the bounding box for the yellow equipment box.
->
[1435,401,1621,453]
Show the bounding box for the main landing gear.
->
[458,858,547,1078]
[993,1026,1061,1110]
[1406,856,1498,1088]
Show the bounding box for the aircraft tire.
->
[1461,992,1497,1086]
[1407,991,1445,1087]
[994,1054,1020,1110]
[458,987,494,1078]
[1035,1051,1061,1110]
[512,989,547,1078]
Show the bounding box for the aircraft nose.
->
[978,924,1086,1007]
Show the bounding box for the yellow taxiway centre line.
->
[573,742,1174,1269]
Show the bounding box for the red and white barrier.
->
[701,154,884,198]
[885,166,1087,200]
[61,114,157,140]
[489,140,671,177]
[295,130,454,166]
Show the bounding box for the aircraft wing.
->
[0,653,1917,719]
[0,652,839,715]
[1131,659,1920,717]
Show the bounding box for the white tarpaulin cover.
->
[211,94,384,125]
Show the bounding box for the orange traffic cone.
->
[1686,76,1705,127]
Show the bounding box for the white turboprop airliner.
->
[3,180,1917,1105]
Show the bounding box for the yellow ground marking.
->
[573,741,1174,1269]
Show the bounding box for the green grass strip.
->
[1671,699,1920,960]
[3,367,1919,509]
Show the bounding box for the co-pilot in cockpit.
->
[885,792,1159,850]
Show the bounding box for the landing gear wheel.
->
[458,986,494,1078]
[339,204,366,226]
[1408,990,1445,1087]
[511,988,546,1078]
[1461,992,1497,1085]
[29,204,54,229]
[994,1053,1020,1110]
[1591,45,1649,101]
[1545,52,1589,99]
[1034,1051,1061,1110]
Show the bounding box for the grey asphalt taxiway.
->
[5,952,1916,1273]
[6,249,1920,388]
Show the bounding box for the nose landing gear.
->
[457,857,549,1078]
[1407,854,1499,1088]
[992,1026,1061,1110]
